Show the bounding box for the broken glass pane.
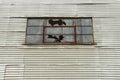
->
[46,19,74,26]
[81,19,92,27]
[44,35,57,42]
[63,19,74,26]
[45,35,65,42]
[27,27,42,34]
[44,35,74,43]
[26,35,42,44]
[28,19,44,26]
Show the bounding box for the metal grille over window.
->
[26,18,94,45]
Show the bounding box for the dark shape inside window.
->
[26,17,94,45]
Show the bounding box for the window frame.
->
[25,17,95,45]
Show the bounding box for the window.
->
[26,17,94,45]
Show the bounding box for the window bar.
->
[42,19,46,43]
[25,19,28,44]
[91,18,94,44]
[61,22,64,44]
[74,19,77,44]
[80,19,83,44]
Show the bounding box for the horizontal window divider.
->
[44,34,93,35]
[28,26,43,27]
[25,42,95,45]
[76,26,92,27]
[27,26,92,27]
[76,34,93,35]
[44,26,75,28]
[45,34,74,35]
[26,34,93,35]
[26,34,43,35]
[28,17,92,19]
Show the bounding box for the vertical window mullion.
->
[25,19,28,44]
[42,19,46,43]
[91,18,94,44]
[80,19,83,44]
[74,19,77,44]
[42,25,45,43]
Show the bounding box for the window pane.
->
[44,35,74,43]
[76,35,82,42]
[27,27,42,34]
[46,19,74,26]
[77,35,93,43]
[44,35,56,42]
[45,28,74,34]
[76,27,93,34]
[76,27,81,34]
[28,19,44,26]
[63,35,74,42]
[45,28,62,34]
[63,28,74,34]
[82,35,93,43]
[45,35,65,42]
[81,19,92,26]
[76,19,81,27]
[26,35,42,44]
[63,19,74,26]
[81,27,93,34]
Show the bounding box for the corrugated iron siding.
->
[0,0,120,80]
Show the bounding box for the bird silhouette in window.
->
[49,19,66,26]
[48,35,64,42]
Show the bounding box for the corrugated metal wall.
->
[0,0,120,80]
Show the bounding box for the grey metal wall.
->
[0,0,120,80]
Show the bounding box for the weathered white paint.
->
[0,64,5,80]
[0,0,120,80]
[4,65,24,80]
[0,0,116,4]
[0,4,120,18]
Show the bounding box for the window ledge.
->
[23,44,96,49]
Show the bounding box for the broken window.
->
[26,17,94,45]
